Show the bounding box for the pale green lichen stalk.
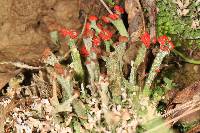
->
[143,50,169,96]
[70,44,85,82]
[43,49,74,100]
[130,44,147,85]
[57,75,73,100]
[103,42,126,104]
[83,38,100,93]
[112,19,129,37]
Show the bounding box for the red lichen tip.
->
[114,5,125,14]
[69,30,78,39]
[152,37,157,44]
[89,15,98,22]
[80,45,89,57]
[97,23,103,30]
[158,35,174,52]
[160,41,174,52]
[85,22,91,30]
[60,28,70,37]
[92,36,101,46]
[83,29,94,37]
[108,14,119,20]
[102,16,110,23]
[99,29,113,41]
[157,35,169,45]
[59,28,78,39]
[140,32,151,48]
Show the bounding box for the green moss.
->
[105,0,115,5]
[157,0,200,47]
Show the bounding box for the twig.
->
[79,15,88,37]
[162,100,200,117]
[173,49,200,64]
[145,105,200,133]
[99,0,114,14]
[0,61,43,70]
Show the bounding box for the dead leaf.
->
[124,0,146,86]
[125,0,145,41]
[175,0,184,9]
[177,8,190,16]
[167,81,200,123]
[174,0,190,9]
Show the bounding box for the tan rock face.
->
[0,0,80,89]
[53,0,81,29]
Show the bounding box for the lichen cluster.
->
[0,3,189,133]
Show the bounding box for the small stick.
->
[161,100,197,117]
[145,105,200,133]
[0,61,43,70]
[99,0,114,14]
[79,15,88,37]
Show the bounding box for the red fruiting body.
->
[81,45,89,57]
[155,69,160,73]
[85,22,91,30]
[97,23,103,30]
[140,32,151,48]
[60,28,78,39]
[69,30,78,39]
[60,28,70,37]
[160,45,168,51]
[108,14,119,20]
[89,15,98,22]
[168,41,175,49]
[114,5,125,14]
[92,36,101,46]
[83,29,94,37]
[152,37,157,44]
[99,32,107,41]
[158,35,174,51]
[160,41,174,52]
[99,29,113,41]
[102,16,110,23]
[99,33,111,41]
[157,35,169,45]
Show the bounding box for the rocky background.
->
[0,0,106,89]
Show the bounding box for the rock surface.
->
[0,0,80,89]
